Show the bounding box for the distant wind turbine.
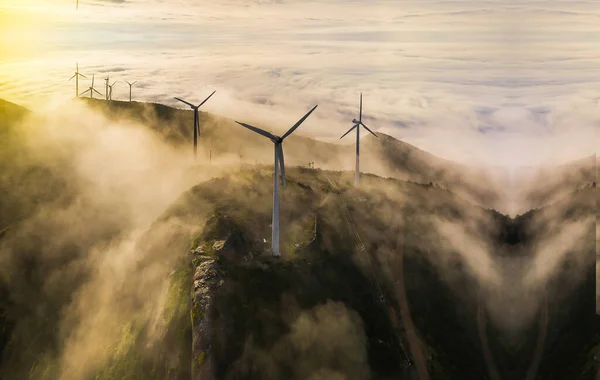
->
[68,63,87,98]
[107,81,117,101]
[235,104,318,257]
[125,80,137,102]
[104,75,110,101]
[76,0,78,10]
[79,74,102,99]
[340,93,378,186]
[174,90,216,159]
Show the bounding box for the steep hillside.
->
[26,166,585,380]
[0,164,596,379]
[114,168,495,380]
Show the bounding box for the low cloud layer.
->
[1,0,598,168]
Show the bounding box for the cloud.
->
[0,0,598,168]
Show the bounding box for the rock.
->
[190,253,223,380]
[212,235,251,263]
[193,245,205,255]
[212,239,228,252]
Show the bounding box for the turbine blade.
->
[235,121,276,141]
[69,74,76,81]
[198,90,216,107]
[281,104,318,140]
[132,81,137,85]
[359,92,362,122]
[340,124,358,139]
[174,97,195,108]
[79,89,89,96]
[277,144,286,189]
[111,81,116,86]
[360,122,378,138]
[196,110,200,137]
[93,88,102,96]
[79,73,87,79]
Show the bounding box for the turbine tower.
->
[125,80,137,102]
[104,75,110,101]
[107,81,117,101]
[235,104,318,257]
[68,63,87,98]
[174,90,216,159]
[340,93,378,186]
[79,74,102,99]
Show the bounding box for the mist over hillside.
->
[0,98,597,380]
[80,98,507,211]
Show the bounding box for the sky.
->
[0,0,598,168]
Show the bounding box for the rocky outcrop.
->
[190,245,223,380]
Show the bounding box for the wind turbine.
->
[68,63,87,98]
[107,81,117,101]
[125,80,137,102]
[76,0,78,10]
[235,104,318,257]
[340,93,378,186]
[174,90,216,159]
[79,74,102,99]
[104,75,110,100]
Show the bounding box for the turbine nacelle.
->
[174,90,216,111]
[341,93,378,140]
[173,90,216,159]
[235,104,318,188]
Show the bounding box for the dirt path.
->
[394,231,430,380]
[525,293,548,380]
[476,294,502,380]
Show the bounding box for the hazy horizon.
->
[0,0,598,168]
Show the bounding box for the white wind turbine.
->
[68,63,87,98]
[107,81,117,101]
[174,90,216,159]
[79,74,102,99]
[104,75,110,101]
[125,80,137,102]
[340,93,378,186]
[235,104,318,257]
